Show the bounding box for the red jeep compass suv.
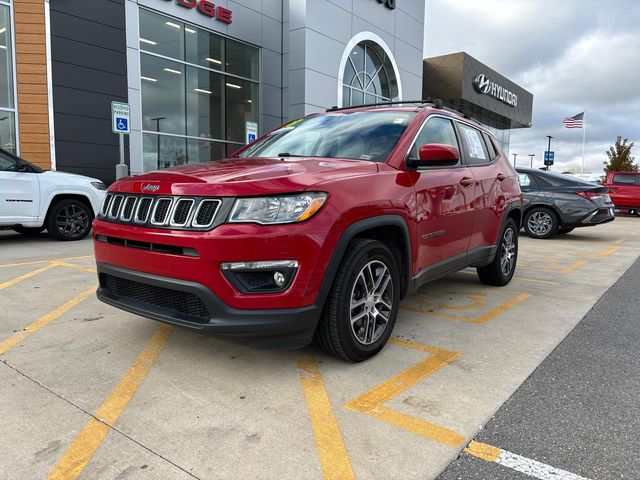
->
[94,100,522,361]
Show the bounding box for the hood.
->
[110,157,379,196]
[42,170,102,184]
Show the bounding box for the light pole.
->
[529,154,535,168]
[512,153,518,167]
[546,135,553,171]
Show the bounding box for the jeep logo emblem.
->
[142,184,160,192]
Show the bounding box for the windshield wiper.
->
[277,153,307,158]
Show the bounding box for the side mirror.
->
[16,162,28,172]
[408,143,459,168]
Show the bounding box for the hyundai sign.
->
[473,74,518,108]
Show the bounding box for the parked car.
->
[602,171,640,216]
[516,167,615,239]
[94,101,523,361]
[0,148,106,240]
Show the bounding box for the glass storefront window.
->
[186,65,223,139]
[225,78,258,143]
[139,10,184,61]
[0,2,16,154]
[186,27,224,71]
[139,8,259,170]
[143,133,228,170]
[0,5,14,109]
[226,38,259,81]
[0,110,16,153]
[141,54,186,135]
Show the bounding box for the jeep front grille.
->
[99,194,220,230]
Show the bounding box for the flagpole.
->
[581,110,586,174]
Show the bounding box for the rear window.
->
[612,174,638,185]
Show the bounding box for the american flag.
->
[563,112,584,128]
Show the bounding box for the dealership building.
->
[1,0,532,184]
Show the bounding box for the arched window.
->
[338,34,400,108]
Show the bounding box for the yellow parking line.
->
[597,246,620,257]
[297,354,355,480]
[465,440,501,462]
[0,287,95,356]
[401,293,531,324]
[50,261,97,274]
[47,324,174,480]
[345,338,464,447]
[559,260,587,274]
[0,255,93,268]
[515,277,560,285]
[0,263,58,290]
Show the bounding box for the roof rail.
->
[326,98,444,113]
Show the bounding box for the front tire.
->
[477,217,518,286]
[316,239,400,362]
[524,207,559,239]
[46,199,93,241]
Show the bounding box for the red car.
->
[94,101,523,361]
[603,171,640,215]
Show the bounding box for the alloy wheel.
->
[349,260,394,345]
[56,204,89,239]
[500,227,516,276]
[527,211,553,236]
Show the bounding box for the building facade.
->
[423,52,534,155]
[3,0,425,183]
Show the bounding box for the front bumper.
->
[97,263,321,348]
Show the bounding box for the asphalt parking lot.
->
[1,217,639,480]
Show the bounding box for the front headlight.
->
[229,193,327,225]
[91,182,107,191]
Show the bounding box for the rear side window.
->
[518,173,531,187]
[482,132,498,159]
[408,116,460,165]
[612,174,637,185]
[458,123,490,165]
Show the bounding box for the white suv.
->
[0,148,107,241]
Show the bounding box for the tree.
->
[604,136,638,172]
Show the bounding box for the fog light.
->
[273,271,286,288]
[220,260,299,293]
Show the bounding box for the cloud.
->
[424,0,640,174]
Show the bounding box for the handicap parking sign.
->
[111,102,131,134]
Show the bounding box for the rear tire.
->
[11,226,45,235]
[315,239,400,362]
[524,207,559,239]
[558,227,575,234]
[477,217,518,286]
[46,199,93,241]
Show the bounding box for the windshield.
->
[237,111,414,162]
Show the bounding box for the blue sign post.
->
[544,150,555,166]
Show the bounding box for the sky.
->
[423,0,640,174]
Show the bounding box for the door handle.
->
[496,173,506,181]
[459,177,474,187]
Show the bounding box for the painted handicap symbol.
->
[116,118,128,131]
